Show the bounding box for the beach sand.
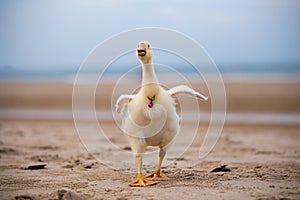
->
[0,80,299,199]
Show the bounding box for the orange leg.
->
[144,148,169,181]
[129,155,157,187]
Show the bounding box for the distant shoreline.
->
[0,79,300,116]
[1,72,300,85]
[1,108,300,125]
[1,62,300,84]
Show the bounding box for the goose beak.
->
[137,47,147,57]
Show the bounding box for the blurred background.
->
[1,2,300,198]
[0,0,300,121]
[1,0,300,78]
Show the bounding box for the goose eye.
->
[148,44,150,48]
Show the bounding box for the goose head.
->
[136,41,153,64]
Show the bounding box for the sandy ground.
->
[0,80,300,199]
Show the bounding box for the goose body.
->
[123,86,179,149]
[116,41,208,186]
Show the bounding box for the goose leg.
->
[144,148,169,181]
[129,155,157,187]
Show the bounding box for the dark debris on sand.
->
[210,165,231,173]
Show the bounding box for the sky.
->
[0,0,300,70]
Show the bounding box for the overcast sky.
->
[0,0,299,69]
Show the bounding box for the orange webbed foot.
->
[144,169,169,181]
[129,174,157,187]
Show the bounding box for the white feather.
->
[167,85,208,100]
[115,94,135,114]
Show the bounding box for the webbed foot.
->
[129,173,157,187]
[144,169,169,181]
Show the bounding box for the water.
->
[0,62,300,82]
[1,109,300,125]
[1,63,299,125]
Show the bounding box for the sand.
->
[0,80,300,199]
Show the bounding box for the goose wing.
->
[167,85,208,100]
[115,94,135,113]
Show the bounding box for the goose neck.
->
[142,62,158,86]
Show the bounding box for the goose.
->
[116,41,208,187]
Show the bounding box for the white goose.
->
[116,41,208,187]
